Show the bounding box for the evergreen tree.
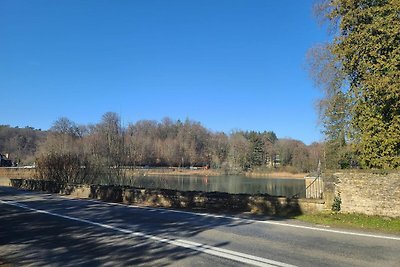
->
[311,0,400,169]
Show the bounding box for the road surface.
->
[0,186,399,266]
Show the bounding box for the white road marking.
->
[3,186,400,242]
[0,199,296,267]
[61,196,400,241]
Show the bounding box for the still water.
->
[120,175,306,198]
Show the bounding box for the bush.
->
[35,153,128,185]
[35,153,99,184]
[331,194,342,212]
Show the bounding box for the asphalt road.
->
[0,186,399,267]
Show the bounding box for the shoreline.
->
[244,171,307,179]
[123,168,307,179]
[0,167,307,179]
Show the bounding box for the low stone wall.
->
[324,172,400,218]
[0,167,36,179]
[0,177,11,186]
[9,179,325,216]
[10,179,63,193]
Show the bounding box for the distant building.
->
[0,154,13,167]
[266,154,281,168]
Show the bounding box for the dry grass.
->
[245,171,306,179]
[0,167,307,179]
[0,168,35,179]
[123,168,222,177]
[124,168,307,178]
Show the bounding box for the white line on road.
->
[4,187,400,242]
[163,210,400,241]
[65,197,400,241]
[0,199,296,267]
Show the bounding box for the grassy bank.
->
[294,212,400,234]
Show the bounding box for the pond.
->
[118,175,306,198]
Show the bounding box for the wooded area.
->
[0,125,46,165]
[0,113,323,175]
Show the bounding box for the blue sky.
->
[1,0,328,144]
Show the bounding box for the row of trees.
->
[0,125,45,164]
[39,113,323,173]
[308,0,400,169]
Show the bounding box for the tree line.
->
[3,2,398,173]
[0,125,46,165]
[1,113,323,174]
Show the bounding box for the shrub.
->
[35,153,98,184]
[331,193,342,212]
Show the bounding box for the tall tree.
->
[228,132,251,171]
[97,112,124,165]
[246,131,265,168]
[310,0,400,169]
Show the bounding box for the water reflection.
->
[118,175,306,197]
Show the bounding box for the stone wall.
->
[0,177,11,186]
[0,167,36,179]
[9,179,325,216]
[324,172,400,218]
[7,172,398,217]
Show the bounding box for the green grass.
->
[294,212,400,234]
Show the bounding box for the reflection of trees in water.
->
[117,175,305,197]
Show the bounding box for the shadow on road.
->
[0,187,251,266]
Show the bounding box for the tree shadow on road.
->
[0,188,252,266]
